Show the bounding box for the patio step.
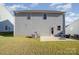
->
[40,36,60,41]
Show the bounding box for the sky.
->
[4,3,79,25]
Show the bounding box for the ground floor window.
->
[57,26,61,30]
[5,26,11,31]
[5,26,8,30]
[51,27,54,35]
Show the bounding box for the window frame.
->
[27,13,31,20]
[5,26,8,30]
[43,13,47,20]
[57,26,61,31]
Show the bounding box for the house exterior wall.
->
[66,20,79,36]
[14,13,65,37]
[0,20,13,32]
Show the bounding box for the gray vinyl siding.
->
[14,13,64,36]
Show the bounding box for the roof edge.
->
[14,10,65,14]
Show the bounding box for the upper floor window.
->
[57,26,61,30]
[43,13,47,20]
[27,14,31,19]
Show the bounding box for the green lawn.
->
[0,36,79,55]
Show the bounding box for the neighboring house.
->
[0,20,13,32]
[66,19,79,36]
[0,4,14,32]
[14,10,65,38]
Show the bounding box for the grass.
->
[0,36,79,55]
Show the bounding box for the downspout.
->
[63,13,65,35]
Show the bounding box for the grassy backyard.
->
[0,36,79,55]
